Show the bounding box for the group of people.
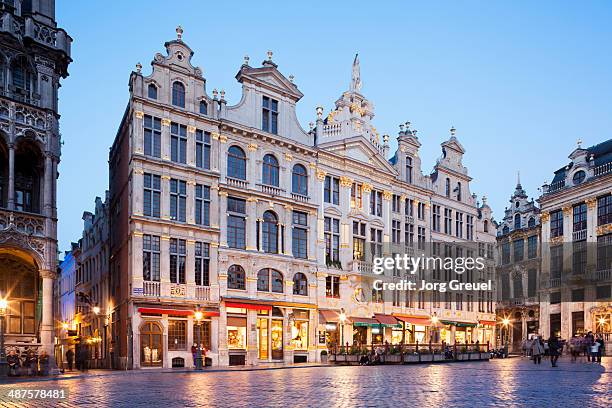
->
[523,332,606,367]
[568,332,605,363]
[6,347,50,377]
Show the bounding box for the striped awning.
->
[393,315,432,326]
[374,314,401,328]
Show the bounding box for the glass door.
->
[271,320,283,360]
[257,318,269,360]
[140,322,163,367]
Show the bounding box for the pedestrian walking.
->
[584,332,595,362]
[66,348,74,371]
[590,340,601,364]
[531,336,544,365]
[548,335,560,367]
[191,344,198,367]
[596,335,604,363]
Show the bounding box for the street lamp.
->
[0,298,7,376]
[194,310,204,370]
[338,308,346,354]
[502,318,510,358]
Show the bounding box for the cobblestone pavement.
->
[0,358,609,407]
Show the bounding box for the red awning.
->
[225,301,272,311]
[394,315,432,326]
[479,320,496,327]
[138,308,220,317]
[319,310,346,324]
[374,314,400,326]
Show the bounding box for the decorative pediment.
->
[318,137,397,174]
[236,64,303,102]
[324,206,342,217]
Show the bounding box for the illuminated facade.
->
[0,0,71,357]
[104,28,497,368]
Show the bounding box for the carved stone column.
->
[7,143,14,210]
[40,270,55,355]
[219,191,228,247]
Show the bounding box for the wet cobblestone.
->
[0,358,609,407]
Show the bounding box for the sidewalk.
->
[0,362,332,383]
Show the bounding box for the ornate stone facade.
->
[0,0,71,357]
[106,28,497,369]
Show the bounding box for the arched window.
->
[484,220,488,232]
[262,154,279,186]
[514,214,521,230]
[257,268,283,293]
[292,164,308,196]
[227,265,245,290]
[262,211,278,253]
[140,321,163,367]
[227,146,246,180]
[293,272,308,296]
[172,81,185,108]
[148,84,157,99]
[456,182,462,201]
[502,225,510,235]
[528,217,536,228]
[199,100,208,115]
[445,178,451,197]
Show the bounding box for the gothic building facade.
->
[496,177,541,352]
[0,0,71,357]
[105,28,497,369]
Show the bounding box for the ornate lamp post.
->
[431,313,440,343]
[194,310,203,370]
[338,308,346,354]
[0,298,7,376]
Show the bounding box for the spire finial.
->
[577,138,582,148]
[289,75,294,83]
[176,25,184,41]
[517,170,521,186]
[244,55,250,65]
[450,126,456,137]
[136,62,142,73]
[267,50,273,61]
[405,121,411,130]
[350,53,361,92]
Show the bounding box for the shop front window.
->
[227,316,247,350]
[290,320,308,351]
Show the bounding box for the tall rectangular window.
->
[406,156,413,184]
[326,275,340,298]
[405,198,414,217]
[143,173,161,218]
[170,122,187,164]
[466,215,474,240]
[353,221,366,260]
[227,197,246,249]
[195,130,211,170]
[392,220,401,244]
[432,205,441,232]
[444,208,452,235]
[170,238,186,284]
[195,184,210,226]
[550,209,563,238]
[513,239,524,262]
[527,235,538,259]
[596,234,612,272]
[324,217,340,264]
[170,179,187,222]
[292,211,308,259]
[370,190,382,217]
[573,203,587,232]
[417,202,425,220]
[598,195,612,226]
[405,223,414,247]
[144,115,161,158]
[370,228,383,257]
[550,245,563,279]
[195,242,210,286]
[502,242,510,265]
[262,96,278,134]
[392,194,401,213]
[351,182,363,209]
[143,235,160,281]
[417,226,426,250]
[455,211,463,238]
[324,176,340,205]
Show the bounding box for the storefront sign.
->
[318,331,326,344]
[170,285,186,297]
[132,287,143,295]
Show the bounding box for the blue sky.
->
[56,1,612,252]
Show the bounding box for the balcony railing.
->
[143,281,160,297]
[549,278,561,288]
[226,177,248,189]
[591,268,612,282]
[259,184,283,196]
[572,230,587,241]
[195,286,210,301]
[594,162,612,177]
[352,260,373,274]
[291,192,310,203]
[0,208,45,236]
[548,179,565,193]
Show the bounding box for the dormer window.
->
[573,170,585,185]
[514,213,521,229]
[199,100,208,115]
[172,81,185,108]
[406,156,413,184]
[148,84,157,100]
[456,182,462,201]
[262,96,278,134]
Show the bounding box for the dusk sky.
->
[55,1,612,253]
